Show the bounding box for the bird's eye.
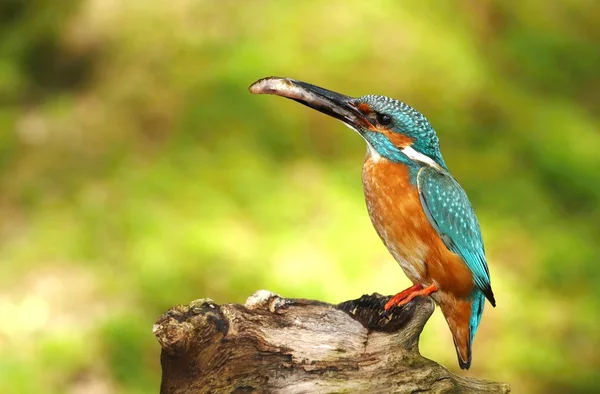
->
[377,113,392,126]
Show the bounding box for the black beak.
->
[249,77,368,129]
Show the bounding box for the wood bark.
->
[154,290,510,394]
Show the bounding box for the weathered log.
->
[154,290,510,394]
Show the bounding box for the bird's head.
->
[250,77,447,170]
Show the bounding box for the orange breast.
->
[362,155,474,299]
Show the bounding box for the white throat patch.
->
[366,142,382,161]
[343,123,383,162]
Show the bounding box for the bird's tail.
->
[440,291,486,370]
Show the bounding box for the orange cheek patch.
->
[357,103,413,148]
[379,127,414,148]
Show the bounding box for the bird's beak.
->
[249,77,369,130]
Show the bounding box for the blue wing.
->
[417,166,495,306]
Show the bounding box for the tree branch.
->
[154,290,510,394]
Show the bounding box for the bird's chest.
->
[362,156,436,284]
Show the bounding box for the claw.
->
[384,283,438,311]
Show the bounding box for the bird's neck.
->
[363,131,447,181]
[364,131,416,166]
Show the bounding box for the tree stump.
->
[153,290,510,394]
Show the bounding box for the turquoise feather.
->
[417,166,495,305]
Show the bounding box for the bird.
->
[249,77,495,370]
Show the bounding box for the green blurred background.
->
[1,1,599,393]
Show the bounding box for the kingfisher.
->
[249,77,496,370]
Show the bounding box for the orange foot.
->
[384,283,439,311]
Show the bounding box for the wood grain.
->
[154,290,510,394]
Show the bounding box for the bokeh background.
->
[1,1,599,393]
